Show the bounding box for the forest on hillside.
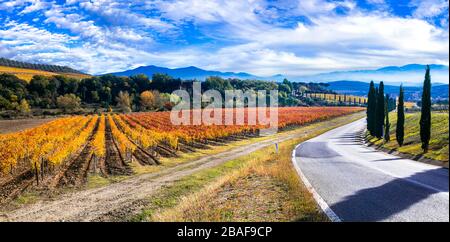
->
[0,72,357,118]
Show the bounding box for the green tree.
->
[420,65,431,152]
[282,79,293,93]
[278,84,291,95]
[396,85,405,146]
[56,94,81,113]
[375,82,385,138]
[130,74,151,93]
[17,99,31,114]
[204,76,233,95]
[150,73,181,93]
[384,94,390,142]
[0,96,12,110]
[367,81,377,135]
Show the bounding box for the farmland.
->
[368,112,449,163]
[305,92,367,105]
[0,107,362,204]
[0,66,90,81]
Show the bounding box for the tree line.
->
[0,57,84,74]
[366,65,432,152]
[303,92,368,106]
[1,71,344,116]
[0,73,182,114]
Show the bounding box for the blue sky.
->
[0,0,448,76]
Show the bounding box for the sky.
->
[0,0,448,76]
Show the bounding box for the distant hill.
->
[0,57,85,74]
[0,66,90,82]
[106,65,285,81]
[108,63,449,85]
[376,64,448,72]
[327,80,449,101]
[0,57,89,81]
[294,64,449,85]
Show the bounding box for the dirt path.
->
[0,113,363,222]
[0,117,57,134]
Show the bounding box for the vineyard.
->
[0,66,90,81]
[0,107,363,203]
[305,93,368,105]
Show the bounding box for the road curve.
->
[294,118,449,222]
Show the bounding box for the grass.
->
[85,134,276,189]
[131,112,365,222]
[149,137,327,222]
[0,66,90,82]
[368,112,449,162]
[86,174,131,189]
[12,191,40,206]
[123,122,329,175]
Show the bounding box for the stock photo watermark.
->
[170,82,279,135]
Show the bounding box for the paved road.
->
[294,118,449,222]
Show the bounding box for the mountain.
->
[107,64,449,85]
[327,80,449,101]
[107,65,268,80]
[294,64,449,85]
[377,64,448,72]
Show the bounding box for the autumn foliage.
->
[0,107,362,175]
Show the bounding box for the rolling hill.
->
[327,80,449,101]
[109,65,257,80]
[0,57,89,81]
[0,66,90,82]
[107,63,449,86]
[295,64,449,85]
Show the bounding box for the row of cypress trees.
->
[367,81,387,139]
[366,65,432,152]
[420,66,432,152]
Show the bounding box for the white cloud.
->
[0,20,156,74]
[0,0,48,13]
[44,6,103,40]
[143,5,448,77]
[0,0,448,82]
[78,0,175,32]
[19,0,48,14]
[410,0,448,19]
[0,0,27,10]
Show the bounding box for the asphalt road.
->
[294,118,449,222]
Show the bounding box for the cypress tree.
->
[375,82,385,138]
[420,65,431,152]
[367,81,376,135]
[384,94,390,142]
[396,84,405,146]
[375,87,378,133]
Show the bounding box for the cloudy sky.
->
[0,0,448,76]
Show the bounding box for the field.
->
[368,112,449,162]
[306,93,367,104]
[404,102,417,109]
[0,66,90,81]
[0,118,56,134]
[0,107,362,204]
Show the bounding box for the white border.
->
[291,143,342,222]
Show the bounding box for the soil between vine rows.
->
[0,112,364,221]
